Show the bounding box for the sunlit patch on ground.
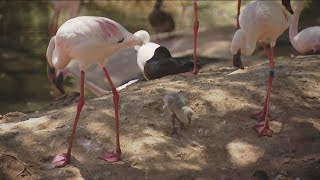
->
[226,139,265,167]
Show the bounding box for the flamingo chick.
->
[233,0,294,69]
[163,92,193,135]
[289,1,320,54]
[46,16,148,167]
[230,1,292,136]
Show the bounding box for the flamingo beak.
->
[55,72,65,94]
[282,0,294,14]
[47,64,56,84]
[233,50,244,69]
[47,64,65,94]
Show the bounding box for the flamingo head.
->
[182,106,193,124]
[282,0,294,14]
[133,30,150,51]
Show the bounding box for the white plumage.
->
[289,1,320,54]
[230,0,292,137]
[47,16,148,167]
[231,0,291,56]
[47,16,144,70]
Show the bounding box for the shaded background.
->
[0,0,319,114]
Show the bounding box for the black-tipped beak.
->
[233,50,244,69]
[282,0,294,14]
[55,72,65,94]
[47,64,65,94]
[47,64,56,84]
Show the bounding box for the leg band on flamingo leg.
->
[254,64,275,136]
[269,70,275,78]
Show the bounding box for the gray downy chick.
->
[163,92,193,135]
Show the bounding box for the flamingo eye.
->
[117,38,124,43]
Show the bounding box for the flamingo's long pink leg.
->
[251,42,273,121]
[192,0,199,75]
[100,66,121,162]
[52,71,85,167]
[255,47,274,137]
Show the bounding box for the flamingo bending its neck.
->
[289,1,320,54]
[230,1,292,136]
[47,0,80,94]
[46,16,148,167]
[233,0,294,69]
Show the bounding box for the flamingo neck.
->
[289,1,303,50]
[237,0,241,29]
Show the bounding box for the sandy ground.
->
[1,27,320,180]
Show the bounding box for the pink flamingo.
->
[289,1,320,54]
[231,1,292,136]
[47,0,80,94]
[233,0,294,69]
[46,16,148,167]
